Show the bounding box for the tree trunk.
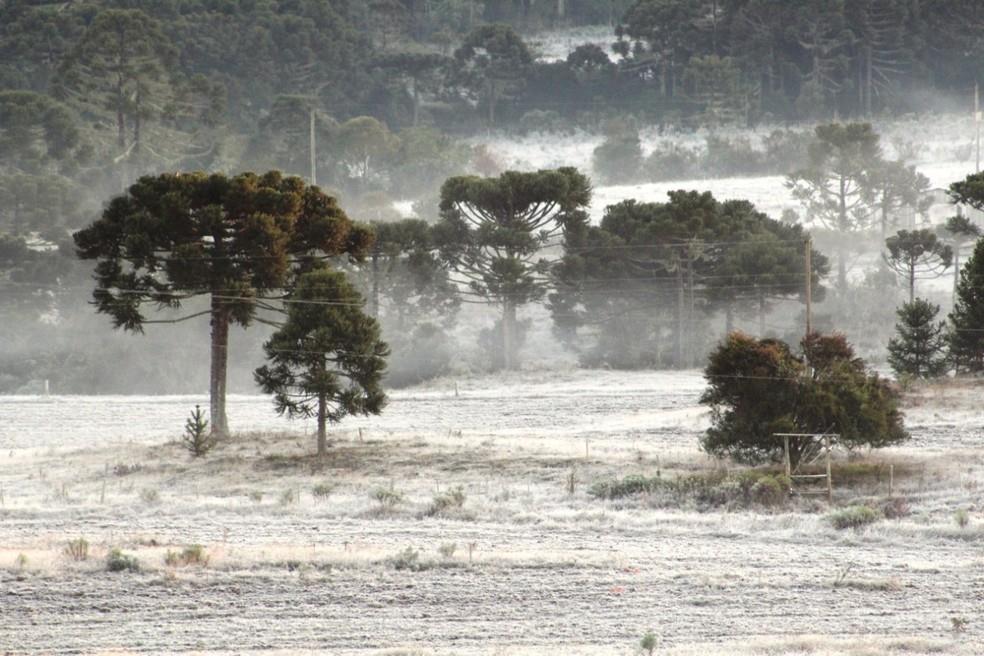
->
[909,260,916,303]
[133,83,142,176]
[953,248,960,305]
[838,252,847,291]
[502,298,515,370]
[675,267,684,368]
[725,303,734,334]
[209,297,230,438]
[317,391,327,456]
[687,251,696,368]
[488,79,497,126]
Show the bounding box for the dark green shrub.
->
[829,505,880,530]
[106,548,140,572]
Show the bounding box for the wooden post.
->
[825,434,832,503]
[783,435,791,479]
[889,464,894,497]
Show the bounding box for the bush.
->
[954,509,970,528]
[390,547,421,571]
[828,505,880,530]
[64,537,89,561]
[371,487,404,509]
[701,332,909,466]
[139,488,160,504]
[589,474,663,499]
[749,474,790,507]
[881,497,911,519]
[164,544,209,567]
[312,483,334,501]
[425,486,466,517]
[106,548,140,572]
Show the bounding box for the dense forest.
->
[2,0,983,394]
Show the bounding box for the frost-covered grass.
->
[0,371,981,652]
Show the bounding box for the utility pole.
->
[804,238,812,338]
[309,106,317,187]
[976,81,981,174]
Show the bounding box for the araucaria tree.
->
[437,167,591,370]
[786,123,882,289]
[254,268,388,456]
[883,229,952,303]
[947,237,984,373]
[701,332,908,466]
[887,299,948,379]
[74,171,372,436]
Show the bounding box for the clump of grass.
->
[64,537,89,561]
[139,488,160,504]
[390,547,421,571]
[437,542,457,559]
[590,474,663,499]
[371,487,404,510]
[164,544,209,567]
[113,463,142,477]
[565,467,578,496]
[951,616,969,633]
[425,486,465,517]
[279,488,298,506]
[312,483,334,501]
[640,630,658,655]
[247,490,264,504]
[828,505,880,530]
[106,548,140,573]
[881,496,911,519]
[14,553,28,571]
[590,470,790,510]
[954,509,970,528]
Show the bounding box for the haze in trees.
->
[254,268,388,456]
[74,171,373,436]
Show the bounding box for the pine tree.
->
[947,238,984,373]
[887,299,948,379]
[182,405,215,458]
[254,268,389,456]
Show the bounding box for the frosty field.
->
[0,370,982,655]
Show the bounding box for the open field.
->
[0,370,982,654]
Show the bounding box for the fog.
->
[2,19,982,396]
